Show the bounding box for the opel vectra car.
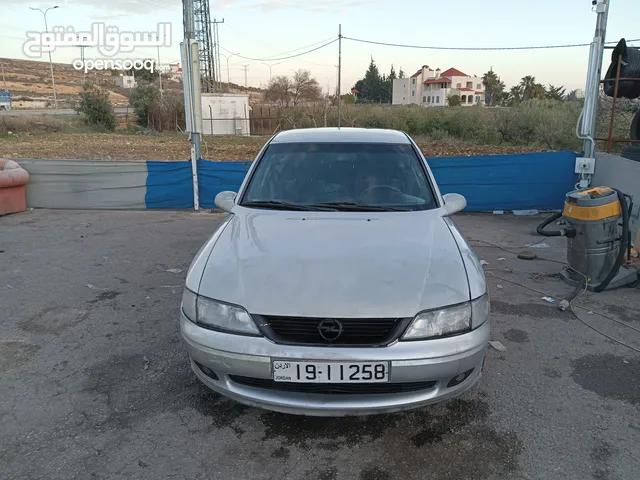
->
[180,128,489,416]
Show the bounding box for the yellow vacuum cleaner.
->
[537,186,638,291]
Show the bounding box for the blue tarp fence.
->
[145,151,577,211]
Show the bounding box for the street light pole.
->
[221,52,239,91]
[157,45,163,98]
[261,62,281,83]
[30,5,58,109]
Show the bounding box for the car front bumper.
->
[180,312,489,416]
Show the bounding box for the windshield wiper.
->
[309,202,410,212]
[241,201,335,211]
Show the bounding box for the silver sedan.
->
[180,128,489,416]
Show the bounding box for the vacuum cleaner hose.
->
[536,212,564,236]
[593,189,630,293]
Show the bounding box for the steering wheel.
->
[360,184,403,198]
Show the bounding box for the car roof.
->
[270,128,411,144]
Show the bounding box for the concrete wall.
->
[592,152,640,244]
[18,159,148,209]
[201,94,250,136]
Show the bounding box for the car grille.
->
[229,376,436,395]
[257,316,407,346]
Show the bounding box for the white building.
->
[201,93,251,136]
[114,75,136,88]
[392,66,485,107]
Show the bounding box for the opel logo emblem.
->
[318,319,343,342]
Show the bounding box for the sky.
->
[1,0,638,94]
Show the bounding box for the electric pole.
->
[157,45,163,98]
[1,63,8,92]
[76,44,90,84]
[211,18,224,91]
[242,64,249,88]
[337,24,342,128]
[30,6,59,109]
[581,0,610,162]
[182,0,202,210]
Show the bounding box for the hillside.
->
[0,57,266,108]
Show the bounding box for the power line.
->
[220,38,337,62]
[343,35,640,51]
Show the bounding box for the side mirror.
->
[214,191,237,213]
[442,193,467,216]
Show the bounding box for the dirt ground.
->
[0,132,545,161]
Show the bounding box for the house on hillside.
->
[392,65,485,107]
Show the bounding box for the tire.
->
[603,39,640,99]
[621,145,640,162]
[631,110,640,141]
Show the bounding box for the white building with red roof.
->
[392,65,485,107]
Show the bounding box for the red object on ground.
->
[0,159,29,215]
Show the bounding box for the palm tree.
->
[482,69,499,106]
[509,85,523,105]
[519,75,537,101]
[531,83,547,100]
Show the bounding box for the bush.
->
[276,102,583,150]
[147,92,186,132]
[0,115,72,134]
[75,86,116,130]
[129,84,160,126]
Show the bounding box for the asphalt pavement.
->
[1,210,639,480]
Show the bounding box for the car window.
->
[240,142,436,211]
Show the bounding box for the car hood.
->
[197,209,470,318]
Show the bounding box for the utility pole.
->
[211,18,224,91]
[30,5,58,109]
[76,44,90,84]
[181,0,202,210]
[1,63,7,92]
[261,62,281,82]
[222,52,239,91]
[242,64,249,88]
[580,0,610,165]
[157,45,163,98]
[337,24,342,128]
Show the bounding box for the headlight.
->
[181,289,259,336]
[471,294,490,329]
[402,294,489,340]
[182,289,198,322]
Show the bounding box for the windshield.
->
[240,142,436,211]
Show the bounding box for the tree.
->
[509,85,523,105]
[265,70,321,106]
[265,75,292,106]
[75,86,116,130]
[482,68,505,106]
[387,65,397,102]
[531,83,547,100]
[291,69,322,105]
[361,58,381,102]
[519,76,537,101]
[129,83,160,125]
[547,84,566,101]
[447,94,461,107]
[398,67,405,79]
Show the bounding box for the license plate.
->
[272,360,389,383]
